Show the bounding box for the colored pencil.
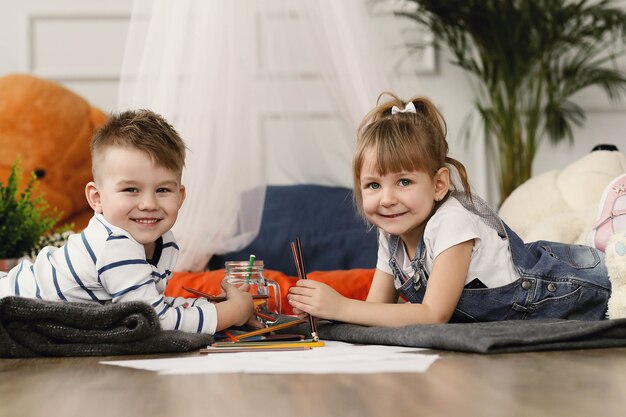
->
[262,333,305,341]
[200,346,311,354]
[182,286,269,302]
[290,237,319,342]
[254,310,276,322]
[222,334,304,342]
[235,319,306,340]
[222,330,239,343]
[246,254,255,284]
[211,340,325,348]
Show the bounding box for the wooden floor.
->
[2,347,626,417]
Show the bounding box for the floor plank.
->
[1,348,625,417]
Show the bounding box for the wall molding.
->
[27,13,130,82]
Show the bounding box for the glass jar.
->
[224,260,281,323]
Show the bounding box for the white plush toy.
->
[499,149,626,245]
[607,232,626,319]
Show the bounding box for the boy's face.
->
[85,146,186,256]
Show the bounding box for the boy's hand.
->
[224,281,250,295]
[287,280,345,321]
[220,280,255,327]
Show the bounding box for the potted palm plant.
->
[397,0,626,204]
[0,158,66,271]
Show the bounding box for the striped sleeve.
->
[161,295,218,334]
[97,236,218,334]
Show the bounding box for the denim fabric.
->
[388,192,611,322]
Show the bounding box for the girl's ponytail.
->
[445,156,471,195]
[409,96,471,196]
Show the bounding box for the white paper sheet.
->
[101,341,439,375]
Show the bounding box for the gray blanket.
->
[294,319,626,354]
[5,295,625,357]
[0,296,213,358]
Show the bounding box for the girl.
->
[287,93,613,326]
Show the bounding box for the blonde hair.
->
[352,92,471,218]
[90,109,186,181]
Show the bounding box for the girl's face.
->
[359,148,448,249]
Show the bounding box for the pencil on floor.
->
[290,237,319,342]
[211,340,325,348]
[200,346,311,354]
[221,333,304,342]
[222,330,239,343]
[235,319,306,340]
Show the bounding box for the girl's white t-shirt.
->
[376,196,520,288]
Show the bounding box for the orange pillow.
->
[166,269,375,315]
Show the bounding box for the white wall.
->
[0,0,132,111]
[1,0,624,206]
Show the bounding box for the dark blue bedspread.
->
[212,185,378,275]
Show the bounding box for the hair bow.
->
[391,102,417,115]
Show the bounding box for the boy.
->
[0,109,254,334]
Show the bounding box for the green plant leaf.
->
[396,0,626,204]
[0,158,65,259]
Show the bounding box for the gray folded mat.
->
[0,296,213,358]
[304,319,626,353]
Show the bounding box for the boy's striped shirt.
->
[0,214,217,334]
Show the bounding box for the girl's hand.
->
[287,280,345,321]
[290,305,310,322]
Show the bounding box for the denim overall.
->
[388,192,611,322]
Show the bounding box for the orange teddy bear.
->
[0,74,108,231]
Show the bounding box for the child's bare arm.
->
[288,240,473,326]
[365,269,401,303]
[419,239,473,322]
